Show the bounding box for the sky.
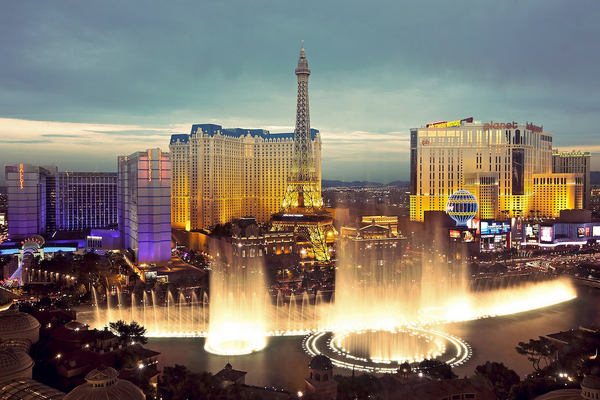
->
[1,1,600,185]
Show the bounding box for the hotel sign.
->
[427,117,473,129]
[484,121,518,130]
[526,122,543,133]
[483,121,544,132]
[19,164,24,189]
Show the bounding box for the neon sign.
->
[19,164,24,189]
[427,117,473,129]
[148,150,152,182]
[484,121,518,130]
[158,149,162,181]
[526,122,543,133]
[483,121,544,132]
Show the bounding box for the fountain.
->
[77,241,576,372]
[205,257,269,355]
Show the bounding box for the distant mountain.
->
[322,180,409,188]
[592,171,600,185]
[386,180,410,187]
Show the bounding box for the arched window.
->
[324,374,328,381]
[315,373,320,381]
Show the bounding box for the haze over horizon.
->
[1,1,600,185]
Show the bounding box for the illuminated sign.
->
[481,221,488,234]
[586,226,591,237]
[158,149,162,181]
[148,150,152,182]
[480,220,510,235]
[427,117,473,129]
[19,164,24,189]
[463,231,474,242]
[468,218,480,234]
[449,230,461,238]
[540,226,553,242]
[283,214,304,217]
[526,122,543,133]
[526,224,539,242]
[593,226,600,237]
[578,227,585,238]
[484,121,518,130]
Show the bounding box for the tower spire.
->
[271,46,335,262]
[281,45,321,210]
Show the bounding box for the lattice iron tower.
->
[281,47,323,212]
[272,46,335,262]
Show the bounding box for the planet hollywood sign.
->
[483,121,543,132]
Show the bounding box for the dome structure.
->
[0,347,34,381]
[582,376,600,390]
[0,309,41,344]
[65,321,88,331]
[63,366,145,400]
[446,189,478,226]
[582,375,600,399]
[306,354,337,399]
[309,355,334,371]
[398,362,412,374]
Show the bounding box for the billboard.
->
[468,218,480,234]
[540,226,553,243]
[449,229,476,242]
[512,148,525,195]
[593,226,600,237]
[480,220,511,235]
[463,231,475,243]
[427,117,473,129]
[578,227,585,238]
[526,224,539,242]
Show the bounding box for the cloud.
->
[0,1,599,183]
[0,139,52,144]
[40,134,82,138]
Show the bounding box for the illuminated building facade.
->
[553,150,591,209]
[170,125,321,230]
[5,164,57,238]
[5,165,118,239]
[118,149,171,264]
[55,172,118,231]
[409,119,584,222]
[531,173,583,218]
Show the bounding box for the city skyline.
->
[1,1,600,185]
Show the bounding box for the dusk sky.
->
[1,1,599,184]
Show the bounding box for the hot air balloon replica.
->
[446,190,478,226]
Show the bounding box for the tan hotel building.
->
[409,118,584,222]
[170,124,322,230]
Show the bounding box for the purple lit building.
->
[118,149,171,264]
[4,164,57,239]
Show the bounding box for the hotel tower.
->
[409,119,584,222]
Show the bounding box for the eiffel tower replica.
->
[271,46,335,262]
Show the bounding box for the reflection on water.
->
[148,285,600,392]
[448,285,600,378]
